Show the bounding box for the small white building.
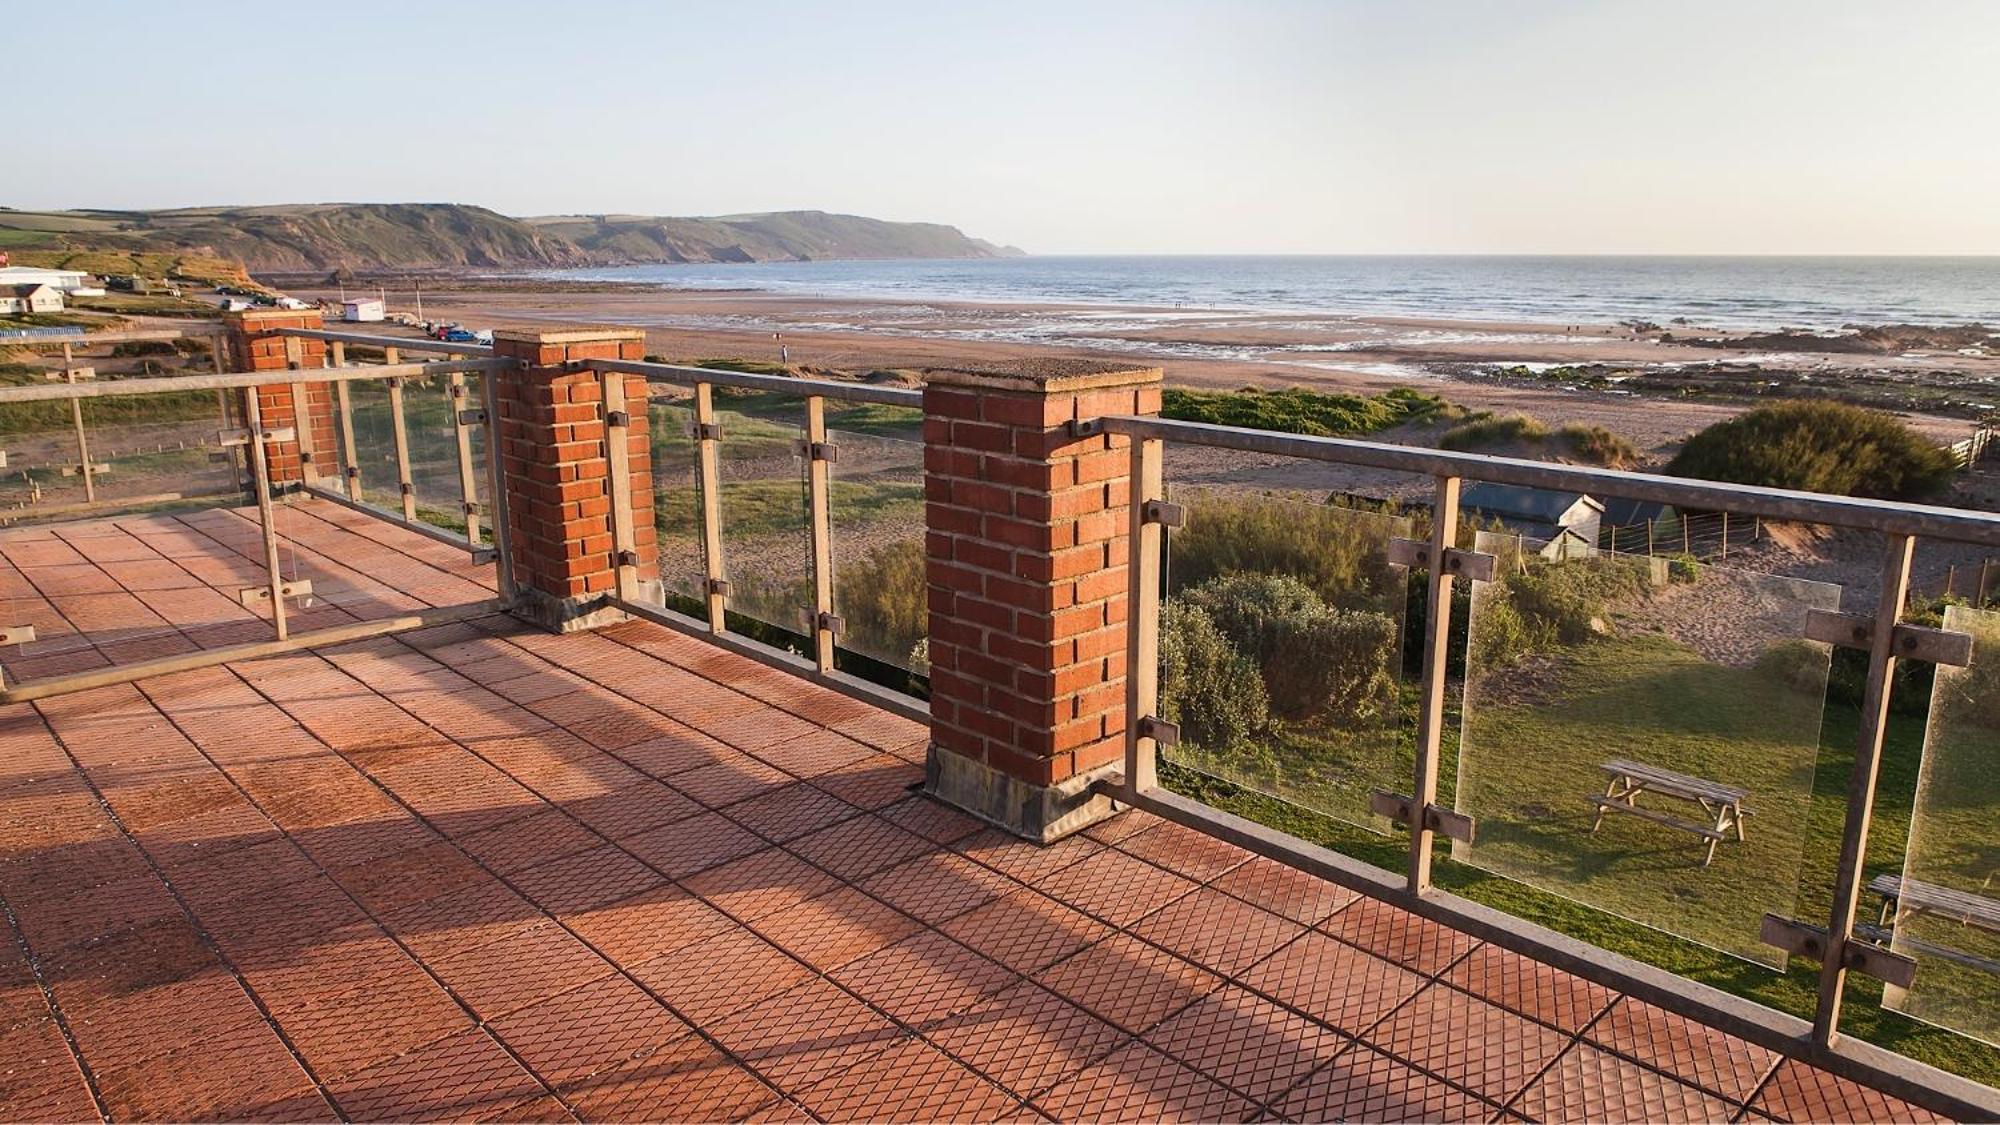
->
[342,298,386,323]
[0,284,64,315]
[0,267,94,294]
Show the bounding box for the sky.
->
[9,0,2000,256]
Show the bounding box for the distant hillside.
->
[0,203,1022,275]
[524,211,1024,264]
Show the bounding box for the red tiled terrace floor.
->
[0,501,1958,1122]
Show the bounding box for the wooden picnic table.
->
[1865,873,2000,977]
[1589,757,1752,867]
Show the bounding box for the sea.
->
[546,255,2000,333]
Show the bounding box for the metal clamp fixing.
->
[705,577,732,597]
[1369,789,1477,843]
[238,579,314,608]
[1804,610,1973,666]
[606,410,631,428]
[795,440,839,463]
[462,501,481,517]
[1761,914,1918,988]
[456,408,488,426]
[1142,499,1186,529]
[1386,538,1497,583]
[815,611,846,636]
[449,383,467,400]
[214,426,297,449]
[59,463,111,478]
[692,422,723,441]
[399,481,414,496]
[1067,417,1107,440]
[615,550,640,568]
[0,625,37,646]
[1136,715,1180,748]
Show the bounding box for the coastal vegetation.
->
[1666,401,1957,500]
[1438,411,1639,467]
[1160,385,1452,436]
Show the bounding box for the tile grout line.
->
[0,888,110,1122]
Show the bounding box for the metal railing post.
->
[61,343,95,503]
[805,395,837,672]
[387,376,417,522]
[694,381,727,633]
[283,336,317,486]
[1814,532,1916,1046]
[331,341,361,501]
[241,389,289,641]
[479,359,516,600]
[1125,436,1167,793]
[449,372,482,546]
[603,371,639,602]
[1408,474,1464,893]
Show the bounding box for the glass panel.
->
[715,393,810,637]
[829,428,925,671]
[399,373,470,536]
[1455,527,1838,968]
[342,377,403,515]
[1885,603,2000,1046]
[1161,487,1412,831]
[79,390,242,512]
[647,394,707,606]
[0,391,94,518]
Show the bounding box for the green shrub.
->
[1668,552,1703,585]
[1173,494,1404,611]
[833,539,926,660]
[1665,401,1956,500]
[1160,603,1270,752]
[1161,385,1451,437]
[1440,413,1637,468]
[1753,639,1829,695]
[1181,574,1399,720]
[1469,587,1551,669]
[1506,555,1652,643]
[1439,412,1549,450]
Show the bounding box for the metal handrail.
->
[1083,413,2000,548]
[0,359,506,403]
[275,327,495,357]
[1094,408,2000,1117]
[586,357,925,407]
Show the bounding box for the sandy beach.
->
[295,282,1985,456]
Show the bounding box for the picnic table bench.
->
[1589,757,1751,867]
[1862,874,2000,976]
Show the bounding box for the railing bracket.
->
[605,410,631,428]
[456,408,488,426]
[705,578,732,597]
[1142,500,1186,529]
[1761,914,1918,988]
[1136,715,1180,748]
[692,421,723,441]
[1804,610,1972,666]
[815,611,845,636]
[59,463,110,478]
[239,579,314,608]
[462,502,480,517]
[615,550,639,568]
[1067,417,1107,440]
[399,482,414,496]
[795,440,839,463]
[215,426,296,448]
[0,626,37,646]
[1369,789,1476,842]
[1386,538,1495,582]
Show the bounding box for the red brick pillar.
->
[490,326,656,632]
[921,360,1164,841]
[223,309,334,488]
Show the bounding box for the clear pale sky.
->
[10,0,1998,255]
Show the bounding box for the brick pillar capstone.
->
[223,309,335,488]
[490,326,656,633]
[921,359,1164,842]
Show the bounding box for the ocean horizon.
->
[547,254,2000,333]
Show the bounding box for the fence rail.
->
[1082,410,2000,1121]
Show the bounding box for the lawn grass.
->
[1160,569,2000,1086]
[1162,385,1454,436]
